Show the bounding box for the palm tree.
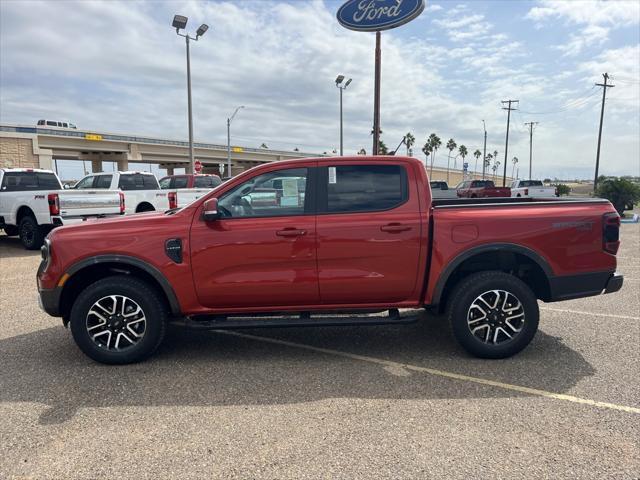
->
[493,160,501,182]
[446,138,457,183]
[484,153,493,178]
[421,142,432,167]
[511,156,519,179]
[427,133,441,177]
[260,143,269,149]
[405,132,415,156]
[473,149,481,178]
[378,139,388,155]
[458,144,468,171]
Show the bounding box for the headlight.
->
[40,238,51,271]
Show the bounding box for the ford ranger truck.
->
[0,168,124,249]
[36,156,623,364]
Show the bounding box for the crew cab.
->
[71,171,169,214]
[37,156,623,364]
[456,180,511,198]
[511,180,558,198]
[0,168,124,249]
[159,174,222,208]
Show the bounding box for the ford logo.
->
[337,0,425,32]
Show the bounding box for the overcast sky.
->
[1,0,639,180]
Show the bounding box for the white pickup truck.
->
[0,168,124,249]
[510,180,558,198]
[71,171,169,214]
[159,174,222,208]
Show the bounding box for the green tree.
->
[553,183,571,196]
[378,139,388,155]
[484,153,492,179]
[427,133,441,176]
[595,178,640,215]
[458,144,468,171]
[446,138,457,182]
[473,149,482,176]
[405,132,415,156]
[421,142,432,167]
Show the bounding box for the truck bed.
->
[431,197,609,208]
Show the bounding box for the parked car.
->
[159,174,222,208]
[456,180,511,198]
[0,168,123,249]
[511,180,558,198]
[71,171,169,214]
[37,156,623,364]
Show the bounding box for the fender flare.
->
[66,254,181,315]
[431,243,554,305]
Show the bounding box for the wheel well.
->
[437,250,551,312]
[59,262,171,319]
[136,202,155,213]
[17,206,36,224]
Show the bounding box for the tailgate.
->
[174,188,211,207]
[58,190,121,218]
[487,188,511,197]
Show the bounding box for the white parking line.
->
[540,307,640,320]
[218,331,640,415]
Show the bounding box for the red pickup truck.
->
[37,156,623,364]
[457,180,511,198]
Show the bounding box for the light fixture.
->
[172,15,188,31]
[196,24,209,37]
[335,75,345,85]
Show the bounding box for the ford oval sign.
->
[337,0,425,32]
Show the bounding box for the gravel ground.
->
[0,223,638,479]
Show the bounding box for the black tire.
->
[135,203,155,213]
[18,215,45,250]
[69,276,167,364]
[446,271,539,359]
[3,225,19,236]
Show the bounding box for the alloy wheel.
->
[86,295,146,351]
[467,289,525,345]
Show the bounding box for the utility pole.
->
[482,120,487,179]
[501,100,519,186]
[524,122,538,179]
[593,73,615,192]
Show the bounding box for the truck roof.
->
[0,167,56,174]
[92,171,156,176]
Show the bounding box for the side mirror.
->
[202,198,221,221]
[63,184,71,189]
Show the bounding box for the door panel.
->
[316,163,423,304]
[190,166,319,309]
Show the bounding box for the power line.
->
[593,72,615,192]
[519,87,600,115]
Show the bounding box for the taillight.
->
[603,212,620,255]
[119,192,125,214]
[168,191,178,209]
[47,193,60,216]
[524,188,528,196]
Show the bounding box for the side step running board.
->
[173,309,421,330]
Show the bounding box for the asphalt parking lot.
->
[1,223,638,479]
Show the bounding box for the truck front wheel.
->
[447,271,539,359]
[69,276,167,364]
[18,215,45,250]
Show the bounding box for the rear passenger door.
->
[316,162,423,305]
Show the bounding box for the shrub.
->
[595,178,640,215]
[554,184,571,196]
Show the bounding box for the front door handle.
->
[276,228,307,237]
[380,223,411,233]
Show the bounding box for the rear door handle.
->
[380,223,411,233]
[276,228,307,237]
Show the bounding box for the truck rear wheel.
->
[447,271,539,359]
[18,215,45,250]
[69,276,167,364]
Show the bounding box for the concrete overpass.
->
[0,124,323,177]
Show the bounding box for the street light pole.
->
[173,15,209,175]
[227,106,244,178]
[335,75,352,156]
[482,120,487,179]
[185,35,194,174]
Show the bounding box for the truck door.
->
[190,165,319,309]
[315,162,423,304]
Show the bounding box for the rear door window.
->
[173,176,189,189]
[321,164,407,214]
[118,174,145,190]
[94,175,113,189]
[143,175,159,189]
[36,173,62,189]
[1,172,61,191]
[194,176,221,188]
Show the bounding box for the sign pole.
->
[372,31,381,155]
